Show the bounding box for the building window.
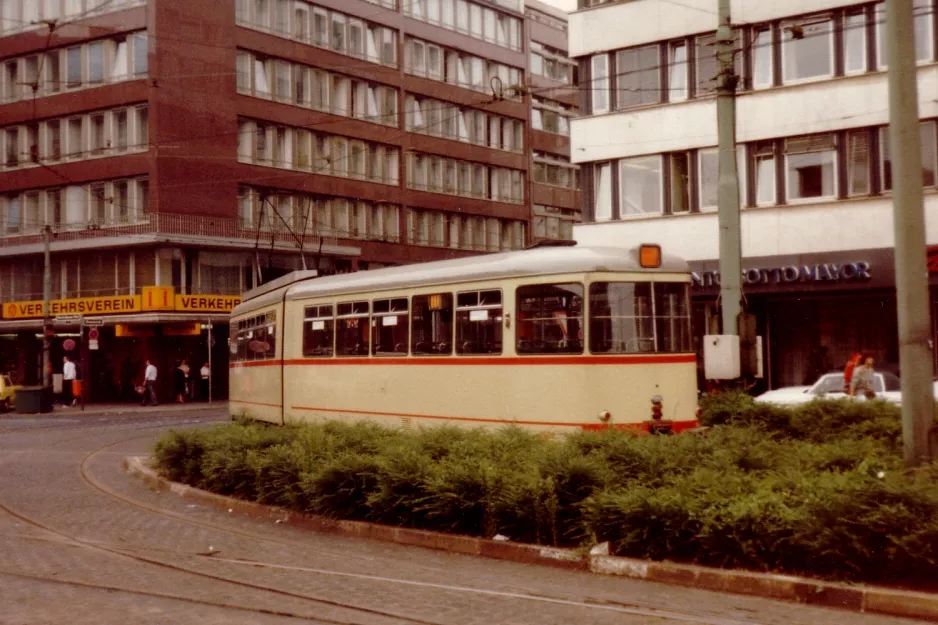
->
[669,152,690,213]
[844,11,867,75]
[753,142,776,206]
[880,122,938,191]
[876,0,933,67]
[619,156,663,216]
[594,163,612,221]
[616,45,660,109]
[752,27,773,88]
[669,41,688,102]
[591,53,609,113]
[696,32,741,96]
[781,16,833,83]
[784,134,836,201]
[846,130,870,196]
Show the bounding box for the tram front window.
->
[456,289,502,354]
[588,282,692,354]
[516,283,583,354]
[412,293,454,355]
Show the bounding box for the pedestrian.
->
[200,362,210,401]
[849,354,877,400]
[62,356,77,407]
[843,352,863,393]
[174,360,188,403]
[141,359,158,406]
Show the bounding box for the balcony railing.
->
[0,212,340,250]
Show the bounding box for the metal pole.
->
[716,0,742,339]
[886,0,935,467]
[42,225,51,390]
[207,319,213,405]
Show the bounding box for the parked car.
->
[754,370,902,406]
[0,374,21,412]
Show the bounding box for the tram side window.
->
[588,283,654,354]
[456,289,502,355]
[411,293,454,355]
[303,304,335,357]
[654,282,692,353]
[372,298,409,356]
[336,301,370,356]
[516,283,584,354]
[236,311,277,360]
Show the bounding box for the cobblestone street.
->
[0,408,931,625]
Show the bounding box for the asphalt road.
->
[0,407,930,625]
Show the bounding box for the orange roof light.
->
[639,244,662,269]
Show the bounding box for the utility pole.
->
[715,0,742,340]
[885,0,935,466]
[42,225,52,390]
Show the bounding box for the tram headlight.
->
[597,410,611,422]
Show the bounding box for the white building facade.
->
[568,0,938,389]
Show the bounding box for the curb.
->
[125,456,938,622]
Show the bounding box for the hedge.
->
[153,397,938,589]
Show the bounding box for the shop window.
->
[781,16,833,84]
[411,293,453,354]
[516,283,584,355]
[619,155,663,216]
[303,304,334,357]
[455,289,502,354]
[588,282,654,354]
[336,301,369,356]
[785,134,836,201]
[371,297,408,355]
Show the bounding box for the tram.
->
[229,243,699,433]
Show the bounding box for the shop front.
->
[0,287,241,404]
[689,249,899,391]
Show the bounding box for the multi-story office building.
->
[569,0,938,389]
[0,0,579,400]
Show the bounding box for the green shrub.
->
[152,404,938,589]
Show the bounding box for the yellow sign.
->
[141,286,175,311]
[2,291,242,319]
[115,324,155,337]
[3,295,141,319]
[174,294,242,313]
[164,323,203,336]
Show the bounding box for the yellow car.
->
[0,375,20,412]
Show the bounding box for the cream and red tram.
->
[229,244,698,432]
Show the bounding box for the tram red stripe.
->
[231,354,696,368]
[289,404,699,431]
[230,399,283,408]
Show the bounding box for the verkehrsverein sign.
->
[689,250,894,292]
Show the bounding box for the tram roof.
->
[235,245,688,314]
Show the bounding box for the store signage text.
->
[175,295,242,313]
[692,261,872,288]
[4,295,141,319]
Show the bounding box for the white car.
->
[755,371,902,406]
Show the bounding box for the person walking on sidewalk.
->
[199,362,210,401]
[141,360,159,406]
[62,356,77,406]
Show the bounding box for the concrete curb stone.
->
[124,455,938,622]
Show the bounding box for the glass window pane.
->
[844,12,867,74]
[411,293,453,354]
[669,42,687,102]
[591,54,608,112]
[516,283,584,354]
[654,283,692,353]
[698,148,719,210]
[588,282,654,354]
[336,301,369,356]
[847,131,870,196]
[782,18,833,82]
[785,136,836,200]
[371,299,409,355]
[594,163,612,221]
[753,28,773,88]
[616,46,660,108]
[455,290,502,354]
[302,307,335,356]
[619,155,662,215]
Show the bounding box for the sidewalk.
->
[5,401,226,418]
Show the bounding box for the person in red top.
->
[843,353,863,393]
